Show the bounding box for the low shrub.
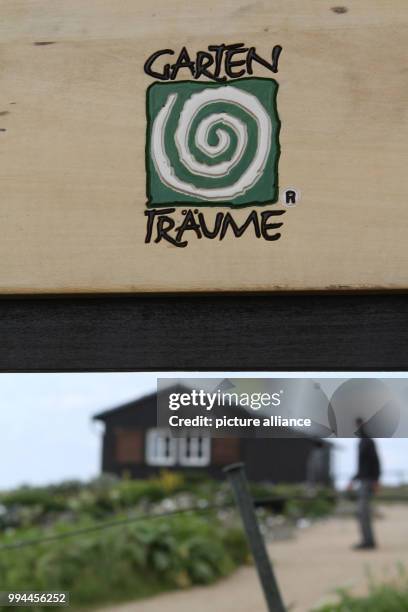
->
[315,573,408,611]
[250,483,336,519]
[0,512,248,610]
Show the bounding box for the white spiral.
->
[151,86,272,201]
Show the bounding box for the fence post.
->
[224,462,286,612]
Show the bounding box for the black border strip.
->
[0,294,407,372]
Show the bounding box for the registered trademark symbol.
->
[281,187,301,207]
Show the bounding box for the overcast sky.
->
[0,372,407,490]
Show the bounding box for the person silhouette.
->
[348,417,381,550]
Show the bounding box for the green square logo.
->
[146,78,280,207]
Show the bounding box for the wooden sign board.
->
[0,0,407,294]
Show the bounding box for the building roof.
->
[92,384,183,421]
[93,382,250,421]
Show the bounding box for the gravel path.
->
[100,504,408,612]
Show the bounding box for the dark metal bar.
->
[224,462,286,612]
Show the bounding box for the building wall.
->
[95,392,331,484]
[100,425,330,483]
[103,427,242,479]
[242,438,322,483]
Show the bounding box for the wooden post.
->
[224,462,286,612]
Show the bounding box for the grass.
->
[315,567,408,611]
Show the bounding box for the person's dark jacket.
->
[353,437,381,481]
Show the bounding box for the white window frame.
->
[178,435,211,467]
[145,428,177,466]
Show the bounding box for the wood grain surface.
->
[0,294,408,371]
[0,1,407,293]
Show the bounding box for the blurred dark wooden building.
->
[93,385,332,484]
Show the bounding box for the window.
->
[146,428,177,466]
[145,429,211,467]
[179,436,211,467]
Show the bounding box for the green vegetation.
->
[249,482,336,519]
[0,513,248,610]
[0,473,336,609]
[0,472,192,527]
[376,485,408,503]
[315,570,408,611]
[0,473,335,529]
